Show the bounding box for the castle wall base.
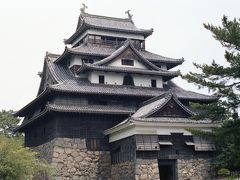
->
[177,158,214,180]
[34,138,215,180]
[34,138,111,180]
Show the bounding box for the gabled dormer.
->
[132,90,195,119]
[77,41,178,88]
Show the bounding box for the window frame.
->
[121,59,134,66]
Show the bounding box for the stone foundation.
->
[135,159,160,180]
[177,158,214,180]
[111,161,135,180]
[34,138,111,180]
[34,139,214,180]
[111,159,159,180]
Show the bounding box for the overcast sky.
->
[0,0,239,111]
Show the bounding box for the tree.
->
[0,110,20,137]
[182,16,240,171]
[0,111,53,179]
[0,135,53,180]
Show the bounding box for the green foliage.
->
[218,168,230,176]
[182,16,240,172]
[214,120,240,170]
[0,110,20,137]
[0,135,52,180]
[182,16,240,121]
[190,102,227,122]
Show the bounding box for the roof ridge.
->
[46,52,60,59]
[82,12,132,22]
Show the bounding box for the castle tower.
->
[15,7,217,180]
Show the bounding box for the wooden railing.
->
[87,39,145,49]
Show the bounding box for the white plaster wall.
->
[133,75,163,88]
[88,71,124,85]
[108,58,148,69]
[88,71,163,88]
[69,56,82,68]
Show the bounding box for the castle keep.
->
[15,7,218,180]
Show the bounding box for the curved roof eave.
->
[14,87,52,117]
[64,22,153,45]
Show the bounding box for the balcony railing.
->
[87,38,145,49]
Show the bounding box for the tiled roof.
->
[15,103,135,132]
[67,44,184,64]
[132,91,195,118]
[93,41,160,71]
[46,55,216,101]
[79,13,138,31]
[104,117,218,136]
[48,104,135,114]
[15,54,217,118]
[65,12,153,44]
[131,117,213,124]
[77,63,178,77]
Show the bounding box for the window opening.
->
[99,75,105,84]
[151,79,157,87]
[122,59,134,66]
[123,74,134,86]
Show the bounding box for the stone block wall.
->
[177,158,214,180]
[34,138,214,180]
[111,161,135,180]
[34,138,55,164]
[135,159,160,180]
[111,159,159,180]
[34,138,111,180]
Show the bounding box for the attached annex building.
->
[15,8,218,180]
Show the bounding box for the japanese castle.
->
[15,6,218,180]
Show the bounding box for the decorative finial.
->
[80,3,88,13]
[125,10,133,20]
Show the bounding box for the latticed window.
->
[122,59,134,66]
[136,135,160,151]
[192,136,215,151]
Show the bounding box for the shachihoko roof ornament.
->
[80,3,88,13]
[125,10,133,21]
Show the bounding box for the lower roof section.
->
[48,104,135,114]
[14,104,134,132]
[104,118,219,143]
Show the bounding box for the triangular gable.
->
[132,91,195,118]
[149,98,193,118]
[93,41,160,71]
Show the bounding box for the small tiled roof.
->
[77,63,178,77]
[132,91,195,118]
[131,117,213,124]
[48,104,135,115]
[65,12,153,44]
[104,117,218,136]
